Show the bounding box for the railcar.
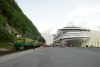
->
[14,37,35,50]
[34,40,41,48]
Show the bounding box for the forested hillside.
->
[0,0,45,43]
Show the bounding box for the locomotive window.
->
[17,39,25,42]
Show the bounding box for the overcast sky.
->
[15,0,100,33]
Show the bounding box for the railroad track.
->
[0,49,34,56]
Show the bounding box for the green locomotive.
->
[14,37,40,50]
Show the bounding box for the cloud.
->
[66,5,100,20]
[34,21,67,33]
[34,22,64,33]
[34,22,53,32]
[77,4,87,8]
[78,22,100,31]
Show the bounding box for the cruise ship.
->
[53,23,90,47]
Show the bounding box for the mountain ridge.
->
[0,0,45,43]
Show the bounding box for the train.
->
[14,37,41,50]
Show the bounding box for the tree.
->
[0,29,14,42]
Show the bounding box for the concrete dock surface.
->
[0,47,100,67]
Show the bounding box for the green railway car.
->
[14,37,35,50]
[33,40,41,48]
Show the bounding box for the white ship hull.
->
[53,35,90,47]
[61,36,90,47]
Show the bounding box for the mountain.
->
[41,23,100,47]
[41,28,54,44]
[0,0,45,43]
